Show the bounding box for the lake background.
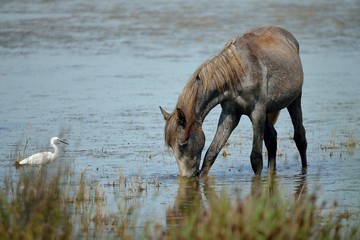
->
[1,0,359,232]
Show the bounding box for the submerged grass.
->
[0,165,140,239]
[1,137,359,239]
[0,167,72,239]
[321,130,358,151]
[158,176,360,240]
[1,166,359,239]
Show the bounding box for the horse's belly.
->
[266,86,301,112]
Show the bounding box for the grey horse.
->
[160,26,307,178]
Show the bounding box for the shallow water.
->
[1,0,360,233]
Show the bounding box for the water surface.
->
[1,0,359,232]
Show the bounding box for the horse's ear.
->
[176,108,186,128]
[159,106,170,121]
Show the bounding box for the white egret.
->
[19,137,68,165]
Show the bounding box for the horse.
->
[160,26,307,178]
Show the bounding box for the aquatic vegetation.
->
[1,137,359,239]
[1,164,359,239]
[158,176,360,240]
[5,134,360,240]
[321,130,358,151]
[0,168,73,239]
[340,131,358,149]
[0,166,137,239]
[13,137,30,166]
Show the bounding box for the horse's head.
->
[160,107,205,178]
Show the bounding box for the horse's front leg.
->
[200,107,241,177]
[250,105,266,175]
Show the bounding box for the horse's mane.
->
[193,38,243,94]
[165,38,244,146]
[177,38,243,123]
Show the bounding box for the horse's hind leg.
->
[287,92,307,168]
[264,115,277,171]
[250,105,267,175]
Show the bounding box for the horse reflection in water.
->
[164,171,307,234]
[160,26,307,178]
[251,169,308,201]
[165,178,216,228]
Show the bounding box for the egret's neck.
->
[52,143,59,159]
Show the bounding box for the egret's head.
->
[51,137,69,145]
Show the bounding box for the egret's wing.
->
[19,152,52,165]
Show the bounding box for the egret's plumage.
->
[19,137,68,165]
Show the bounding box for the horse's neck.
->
[196,89,230,122]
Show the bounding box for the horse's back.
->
[238,26,300,59]
[236,26,304,112]
[251,26,299,52]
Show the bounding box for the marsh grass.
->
[340,131,358,149]
[0,164,142,239]
[159,176,360,240]
[1,166,359,239]
[12,137,30,167]
[2,137,359,239]
[0,167,73,239]
[321,130,358,151]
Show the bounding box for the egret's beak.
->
[59,139,69,145]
